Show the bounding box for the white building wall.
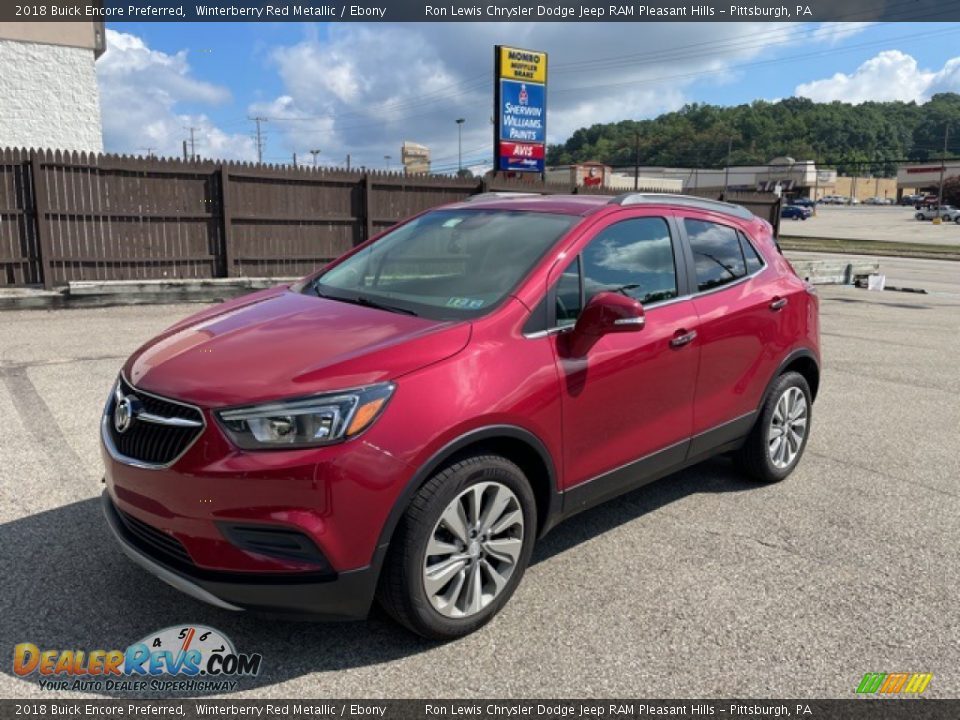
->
[0,39,102,152]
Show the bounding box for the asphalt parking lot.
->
[782,204,960,246]
[1,258,959,699]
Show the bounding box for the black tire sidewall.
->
[754,372,813,482]
[394,456,537,639]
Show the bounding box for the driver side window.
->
[554,217,678,327]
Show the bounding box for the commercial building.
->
[401,141,431,174]
[897,161,960,193]
[0,22,105,152]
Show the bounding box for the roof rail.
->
[466,192,542,202]
[609,192,755,221]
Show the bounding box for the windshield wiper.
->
[313,286,418,316]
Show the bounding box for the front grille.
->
[117,507,193,567]
[107,377,204,466]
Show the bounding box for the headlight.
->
[216,383,395,450]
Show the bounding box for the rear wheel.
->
[377,454,536,639]
[735,371,812,483]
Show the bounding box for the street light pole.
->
[384,155,392,170]
[938,123,950,212]
[309,149,321,168]
[456,118,466,174]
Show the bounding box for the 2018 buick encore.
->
[102,193,820,639]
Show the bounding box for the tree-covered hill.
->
[547,93,960,176]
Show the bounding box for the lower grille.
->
[117,508,193,567]
[106,376,205,466]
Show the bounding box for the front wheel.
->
[915,213,925,221]
[377,455,536,639]
[735,371,812,483]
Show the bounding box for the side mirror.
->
[572,291,645,342]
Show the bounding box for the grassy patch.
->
[778,235,960,261]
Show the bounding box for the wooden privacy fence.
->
[0,148,781,289]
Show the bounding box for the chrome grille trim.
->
[102,374,207,470]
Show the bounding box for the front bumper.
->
[102,491,381,620]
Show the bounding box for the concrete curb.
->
[0,278,297,311]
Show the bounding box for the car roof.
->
[444,192,756,221]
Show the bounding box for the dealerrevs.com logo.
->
[14,625,262,693]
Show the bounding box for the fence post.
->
[30,150,54,290]
[362,173,373,244]
[218,164,236,277]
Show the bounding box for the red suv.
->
[102,193,820,639]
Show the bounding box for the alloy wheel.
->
[423,482,524,619]
[768,386,808,469]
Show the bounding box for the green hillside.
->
[546,93,960,176]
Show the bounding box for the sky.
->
[97,21,960,173]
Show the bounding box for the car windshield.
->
[306,208,577,320]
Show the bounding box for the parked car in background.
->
[789,198,816,208]
[917,195,940,209]
[915,205,960,221]
[782,204,812,221]
[100,193,820,639]
[864,196,893,205]
[900,194,923,206]
[818,195,844,205]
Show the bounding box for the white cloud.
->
[97,29,255,160]
[253,22,826,171]
[795,50,960,104]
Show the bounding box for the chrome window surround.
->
[101,374,207,470]
[524,233,768,339]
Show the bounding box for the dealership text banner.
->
[6,0,960,22]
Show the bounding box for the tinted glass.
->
[685,219,747,292]
[740,232,764,274]
[312,209,576,320]
[555,257,582,327]
[581,218,678,307]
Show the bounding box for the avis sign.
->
[495,45,547,173]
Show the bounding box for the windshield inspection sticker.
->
[446,297,485,309]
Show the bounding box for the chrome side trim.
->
[613,317,645,327]
[101,375,207,470]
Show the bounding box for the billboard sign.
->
[495,45,547,173]
[498,141,545,172]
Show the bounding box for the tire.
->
[734,371,812,483]
[377,454,537,640]
[915,213,925,221]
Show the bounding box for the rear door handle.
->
[770,297,788,311]
[670,329,697,348]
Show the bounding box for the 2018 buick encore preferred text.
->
[102,193,820,639]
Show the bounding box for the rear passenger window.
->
[739,232,764,274]
[684,219,746,292]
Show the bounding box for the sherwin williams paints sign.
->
[495,46,547,173]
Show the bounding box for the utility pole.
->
[722,136,733,197]
[632,131,642,191]
[938,123,950,211]
[456,118,466,174]
[812,153,820,215]
[183,126,198,161]
[249,116,267,164]
[310,149,321,168]
[384,155,392,170]
[346,154,351,171]
[182,140,189,162]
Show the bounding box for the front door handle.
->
[670,329,697,348]
[770,297,788,311]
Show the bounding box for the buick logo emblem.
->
[114,394,140,434]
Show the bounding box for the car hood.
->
[124,286,471,407]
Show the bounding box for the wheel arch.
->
[374,425,561,560]
[765,348,820,405]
